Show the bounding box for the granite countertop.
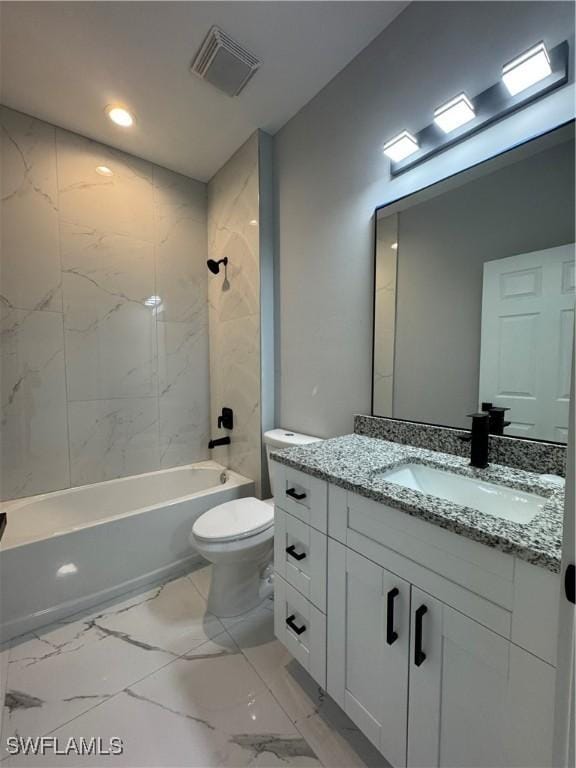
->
[270,434,565,573]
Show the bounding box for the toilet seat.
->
[192,497,274,544]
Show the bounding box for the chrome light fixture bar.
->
[502,42,551,96]
[434,93,475,133]
[383,131,419,162]
[388,40,568,177]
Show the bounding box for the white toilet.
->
[190,429,322,617]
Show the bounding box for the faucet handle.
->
[467,412,490,420]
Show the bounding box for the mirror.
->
[373,122,575,443]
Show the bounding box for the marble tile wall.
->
[207,134,263,495]
[0,107,210,499]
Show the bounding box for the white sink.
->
[380,463,546,524]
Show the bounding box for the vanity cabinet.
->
[328,540,410,767]
[271,461,559,768]
[406,588,556,768]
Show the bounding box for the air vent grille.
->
[191,26,260,97]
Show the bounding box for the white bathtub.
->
[0,461,254,642]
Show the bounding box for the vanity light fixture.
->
[502,42,552,96]
[96,165,114,177]
[391,242,398,250]
[434,93,475,133]
[249,219,258,227]
[385,39,568,176]
[144,295,162,307]
[106,105,134,128]
[383,131,419,162]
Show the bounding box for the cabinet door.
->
[407,587,555,768]
[327,540,410,768]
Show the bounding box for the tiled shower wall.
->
[207,134,263,495]
[0,107,210,500]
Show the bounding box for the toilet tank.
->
[263,429,322,497]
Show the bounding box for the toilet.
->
[190,429,322,617]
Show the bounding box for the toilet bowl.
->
[190,428,322,618]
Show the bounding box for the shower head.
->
[207,257,228,275]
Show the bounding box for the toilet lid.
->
[192,497,274,543]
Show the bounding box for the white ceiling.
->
[1,1,407,181]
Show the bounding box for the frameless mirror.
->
[373,122,575,443]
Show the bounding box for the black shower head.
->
[207,257,228,275]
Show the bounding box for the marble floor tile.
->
[0,576,226,744]
[75,574,225,659]
[224,588,384,768]
[1,569,381,768]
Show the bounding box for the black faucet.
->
[481,402,511,436]
[208,436,231,449]
[461,412,490,468]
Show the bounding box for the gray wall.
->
[392,136,575,429]
[274,1,575,438]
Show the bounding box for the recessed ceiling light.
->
[383,131,419,162]
[502,42,552,96]
[106,105,134,128]
[96,165,114,177]
[434,93,476,133]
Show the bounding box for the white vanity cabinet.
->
[406,588,555,768]
[328,540,410,767]
[271,461,560,768]
[272,462,329,689]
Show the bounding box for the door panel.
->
[327,541,410,768]
[479,244,575,440]
[408,588,554,768]
[407,588,443,768]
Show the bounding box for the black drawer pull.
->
[286,544,307,562]
[286,614,306,635]
[386,587,399,645]
[414,604,428,667]
[286,488,306,501]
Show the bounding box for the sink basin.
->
[379,463,546,524]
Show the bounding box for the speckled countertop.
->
[270,434,565,573]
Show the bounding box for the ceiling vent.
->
[191,26,260,97]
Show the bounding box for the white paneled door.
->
[479,244,575,441]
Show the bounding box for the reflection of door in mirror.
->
[479,244,575,442]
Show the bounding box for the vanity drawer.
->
[271,461,327,533]
[274,507,327,612]
[274,574,326,689]
[344,492,515,610]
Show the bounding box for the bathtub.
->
[0,461,254,642]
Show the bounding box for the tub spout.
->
[208,436,231,449]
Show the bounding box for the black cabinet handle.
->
[286,488,306,501]
[386,587,399,645]
[286,614,306,635]
[414,605,428,667]
[286,544,307,562]
[566,564,575,604]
